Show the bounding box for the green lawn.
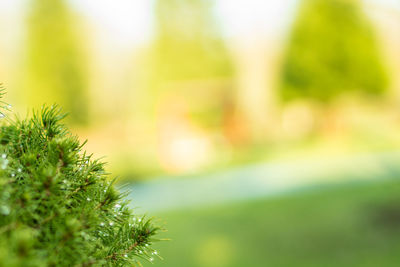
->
[145,180,400,267]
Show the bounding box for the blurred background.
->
[2,0,400,266]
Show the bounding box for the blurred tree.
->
[24,0,88,124]
[281,0,388,102]
[150,0,235,146]
[148,0,236,171]
[153,0,233,83]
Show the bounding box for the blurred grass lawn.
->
[145,179,400,267]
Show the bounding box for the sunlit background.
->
[1,0,400,266]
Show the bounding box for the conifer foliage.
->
[0,91,160,266]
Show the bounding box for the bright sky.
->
[216,0,299,37]
[69,0,300,44]
[0,0,399,45]
[69,0,155,45]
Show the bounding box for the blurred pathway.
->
[123,151,400,212]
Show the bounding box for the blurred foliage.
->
[141,0,236,167]
[147,179,400,267]
[152,0,233,83]
[281,0,388,102]
[1,0,395,180]
[23,0,88,124]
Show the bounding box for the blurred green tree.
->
[153,0,233,83]
[24,0,88,124]
[149,0,234,131]
[281,0,388,102]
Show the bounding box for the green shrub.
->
[0,92,160,266]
